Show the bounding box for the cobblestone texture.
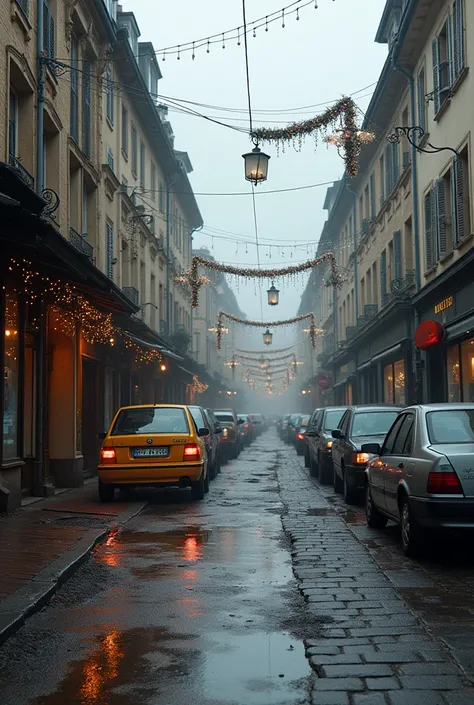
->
[276,444,474,705]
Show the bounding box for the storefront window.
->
[3,293,20,460]
[394,360,406,405]
[384,360,406,405]
[383,364,394,403]
[447,344,461,402]
[461,339,474,402]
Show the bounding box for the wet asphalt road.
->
[1,431,474,705]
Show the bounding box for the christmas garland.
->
[175,252,343,308]
[216,311,321,350]
[251,96,373,178]
[233,351,296,364]
[234,345,296,355]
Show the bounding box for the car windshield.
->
[427,409,474,444]
[111,407,189,435]
[215,413,234,424]
[352,411,399,438]
[323,409,345,431]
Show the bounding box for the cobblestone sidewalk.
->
[277,444,474,705]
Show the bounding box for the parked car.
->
[188,406,222,481]
[98,404,210,502]
[238,414,253,446]
[364,403,474,556]
[332,405,403,503]
[305,407,347,483]
[214,409,243,459]
[286,414,302,444]
[205,408,224,474]
[279,414,291,440]
[295,415,311,455]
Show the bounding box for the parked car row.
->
[295,402,474,557]
[97,403,264,503]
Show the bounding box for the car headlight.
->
[326,441,333,450]
[222,428,228,437]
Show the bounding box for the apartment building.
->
[0,0,204,510]
[299,0,473,407]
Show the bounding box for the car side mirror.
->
[198,427,210,437]
[331,429,343,440]
[361,442,381,455]
[215,426,223,434]
[99,432,107,440]
[237,419,245,425]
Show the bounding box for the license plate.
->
[132,447,169,458]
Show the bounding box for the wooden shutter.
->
[453,155,465,243]
[385,147,393,196]
[453,0,465,77]
[43,2,50,56]
[432,38,441,114]
[436,178,447,257]
[392,142,399,186]
[380,250,387,301]
[393,231,402,279]
[417,70,426,131]
[424,190,435,270]
[106,222,114,279]
[446,14,455,87]
[82,63,91,157]
[370,173,376,218]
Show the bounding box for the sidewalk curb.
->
[0,501,146,647]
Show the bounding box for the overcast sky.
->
[123,0,388,328]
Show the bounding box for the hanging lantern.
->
[263,328,273,345]
[267,282,280,306]
[242,146,270,185]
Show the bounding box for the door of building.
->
[81,357,100,477]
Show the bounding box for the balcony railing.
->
[69,227,94,262]
[346,325,357,339]
[9,154,35,190]
[122,286,140,306]
[364,304,378,319]
[382,292,392,307]
[357,316,367,327]
[390,270,415,296]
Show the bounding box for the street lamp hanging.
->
[263,328,273,346]
[242,146,270,186]
[267,282,280,306]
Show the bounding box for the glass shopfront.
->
[447,338,474,402]
[383,359,406,405]
[3,293,20,461]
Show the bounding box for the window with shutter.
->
[453,155,465,244]
[393,231,402,280]
[453,0,465,78]
[446,14,455,88]
[380,250,387,301]
[436,178,447,257]
[43,2,55,60]
[370,173,376,218]
[432,38,441,114]
[82,62,91,158]
[16,0,29,16]
[131,126,138,175]
[8,88,18,161]
[385,146,393,196]
[106,67,114,125]
[424,190,435,270]
[392,142,399,186]
[70,35,79,143]
[106,221,114,279]
[417,68,426,132]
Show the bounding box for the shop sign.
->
[317,374,330,390]
[434,296,453,315]
[415,320,445,350]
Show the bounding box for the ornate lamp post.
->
[267,282,280,306]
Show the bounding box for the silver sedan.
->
[362,404,474,556]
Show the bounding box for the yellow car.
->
[98,404,210,502]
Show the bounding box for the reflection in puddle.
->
[79,630,123,703]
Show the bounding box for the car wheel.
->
[296,444,304,456]
[309,454,319,478]
[204,468,210,494]
[365,484,388,528]
[333,466,343,494]
[319,454,332,485]
[343,467,357,504]
[216,454,221,474]
[191,471,205,500]
[232,444,239,459]
[99,480,115,503]
[400,494,423,557]
[304,449,310,468]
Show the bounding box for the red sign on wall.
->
[317,374,330,390]
[414,320,445,350]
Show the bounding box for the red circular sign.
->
[317,374,330,390]
[414,320,445,350]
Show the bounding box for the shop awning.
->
[177,366,195,378]
[123,332,183,361]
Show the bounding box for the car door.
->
[332,410,350,476]
[373,414,408,514]
[383,413,416,517]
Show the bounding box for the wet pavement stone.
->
[277,442,474,705]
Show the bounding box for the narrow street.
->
[1,430,474,705]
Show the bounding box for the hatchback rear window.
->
[352,411,399,438]
[215,413,234,424]
[111,407,189,435]
[427,409,474,444]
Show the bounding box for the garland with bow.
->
[175,252,343,308]
[251,96,374,177]
[216,311,321,350]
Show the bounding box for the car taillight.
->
[297,433,304,440]
[244,423,249,429]
[100,447,116,464]
[222,428,228,437]
[427,469,463,494]
[351,452,371,464]
[183,444,201,459]
[326,441,333,449]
